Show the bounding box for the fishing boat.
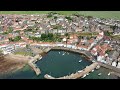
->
[62,53,65,56]
[91,69,94,72]
[81,74,86,78]
[78,70,83,73]
[62,51,66,55]
[86,73,90,76]
[98,73,102,76]
[96,65,100,69]
[79,60,82,63]
[108,72,111,76]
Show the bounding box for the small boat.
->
[62,53,65,56]
[91,70,94,72]
[59,52,60,54]
[78,70,83,73]
[79,60,82,63]
[86,73,90,76]
[81,74,86,78]
[98,73,102,76]
[96,65,100,69]
[108,72,111,76]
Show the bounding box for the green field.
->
[14,51,33,56]
[0,11,120,19]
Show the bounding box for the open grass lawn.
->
[0,11,120,19]
[111,35,120,39]
[14,51,33,56]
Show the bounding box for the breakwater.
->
[28,54,42,76]
[98,62,120,74]
[44,62,99,79]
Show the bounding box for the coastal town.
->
[0,12,120,79]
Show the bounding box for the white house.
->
[112,61,117,67]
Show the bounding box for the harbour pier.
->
[98,61,120,77]
[28,54,42,76]
[44,62,99,79]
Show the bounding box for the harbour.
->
[0,50,118,79]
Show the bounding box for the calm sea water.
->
[0,50,118,79]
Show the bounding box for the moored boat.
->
[91,69,94,72]
[108,72,111,76]
[79,60,82,63]
[59,52,60,54]
[98,73,102,76]
[81,74,87,78]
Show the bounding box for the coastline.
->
[0,46,120,79]
[28,54,42,76]
[48,47,120,78]
[0,53,29,76]
[50,47,94,61]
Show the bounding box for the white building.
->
[112,61,117,67]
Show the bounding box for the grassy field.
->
[14,51,33,56]
[111,35,120,39]
[0,11,120,19]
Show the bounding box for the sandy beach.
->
[0,53,30,75]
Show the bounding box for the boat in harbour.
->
[62,52,66,56]
[91,69,94,72]
[108,72,111,76]
[96,65,100,69]
[86,73,90,76]
[98,73,102,76]
[81,74,87,78]
[78,70,83,73]
[62,53,65,55]
[79,60,82,63]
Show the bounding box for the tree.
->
[32,37,36,42]
[47,12,53,18]
[110,25,118,31]
[8,27,13,33]
[0,49,3,54]
[9,38,14,42]
[14,36,21,42]
[73,13,80,17]
[26,44,29,49]
[65,16,72,22]
[105,50,112,54]
[48,33,53,40]
[65,33,68,37]
[3,32,8,35]
[78,36,82,39]
[41,34,47,40]
[15,30,20,33]
[87,16,93,20]
[104,31,111,36]
[54,16,57,20]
